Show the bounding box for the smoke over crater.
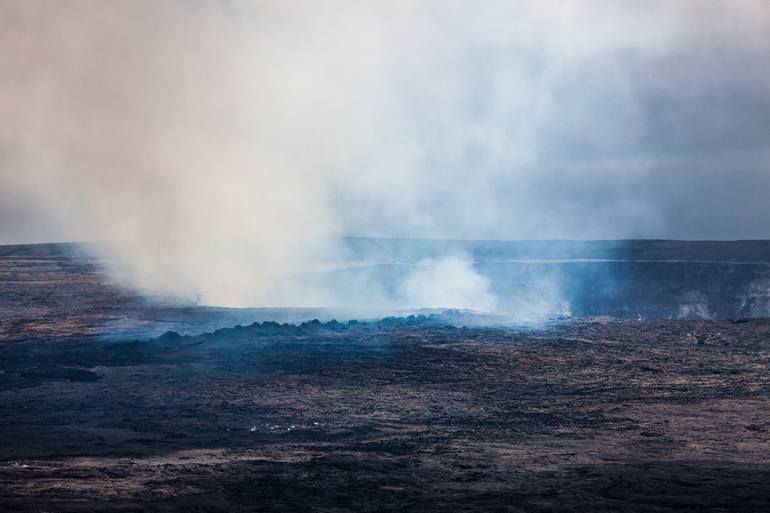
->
[1,1,769,309]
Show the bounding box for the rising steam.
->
[1,1,769,308]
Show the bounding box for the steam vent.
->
[3,1,770,511]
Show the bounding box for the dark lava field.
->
[3,241,770,512]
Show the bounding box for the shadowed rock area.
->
[2,317,770,511]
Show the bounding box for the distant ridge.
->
[4,238,770,263]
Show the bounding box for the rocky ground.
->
[2,243,770,512]
[2,317,770,512]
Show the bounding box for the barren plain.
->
[2,242,770,512]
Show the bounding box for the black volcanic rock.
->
[2,318,770,511]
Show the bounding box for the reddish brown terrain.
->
[2,242,770,512]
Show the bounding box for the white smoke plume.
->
[399,256,497,312]
[1,1,769,308]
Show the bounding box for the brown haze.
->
[1,1,769,307]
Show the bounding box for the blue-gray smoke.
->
[0,1,768,311]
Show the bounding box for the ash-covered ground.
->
[2,241,770,512]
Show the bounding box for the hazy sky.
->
[1,1,769,304]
